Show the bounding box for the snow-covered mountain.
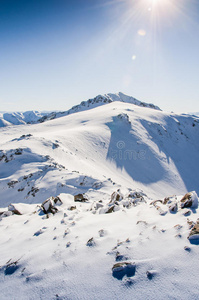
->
[0,92,160,127]
[0,98,199,299]
[190,112,199,117]
[38,92,161,123]
[0,111,49,127]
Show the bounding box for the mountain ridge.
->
[0,92,160,127]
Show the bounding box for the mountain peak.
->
[68,92,161,114]
[0,93,161,127]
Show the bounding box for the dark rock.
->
[110,190,123,204]
[53,196,62,205]
[115,252,129,262]
[146,270,157,280]
[4,261,19,275]
[74,194,88,202]
[112,262,136,280]
[106,205,115,214]
[169,202,178,213]
[187,219,195,229]
[8,204,22,215]
[188,219,199,241]
[86,237,96,247]
[41,197,60,214]
[181,192,198,209]
[27,186,39,197]
[7,181,18,188]
[15,148,23,155]
[184,246,191,252]
[33,229,43,236]
[163,195,177,205]
[182,209,191,216]
[68,206,76,211]
[136,220,148,226]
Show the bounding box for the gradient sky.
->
[0,0,199,112]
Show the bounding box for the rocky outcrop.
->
[8,204,22,215]
[41,196,62,214]
[180,192,198,209]
[188,219,199,240]
[110,190,123,205]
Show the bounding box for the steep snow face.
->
[0,111,49,127]
[38,92,161,123]
[0,101,199,207]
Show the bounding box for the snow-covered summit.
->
[67,92,161,114]
[0,93,160,127]
[38,92,161,123]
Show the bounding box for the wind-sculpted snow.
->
[0,189,199,299]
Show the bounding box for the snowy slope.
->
[0,101,198,203]
[0,101,199,299]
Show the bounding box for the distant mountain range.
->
[0,92,161,127]
[0,111,48,127]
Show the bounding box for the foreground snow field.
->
[0,98,199,299]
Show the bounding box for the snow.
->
[0,97,199,299]
[0,111,49,127]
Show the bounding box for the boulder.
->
[53,196,62,205]
[106,205,115,214]
[188,219,199,240]
[112,262,136,280]
[110,190,123,204]
[8,204,22,215]
[181,191,198,209]
[168,201,178,213]
[41,197,59,214]
[74,194,88,202]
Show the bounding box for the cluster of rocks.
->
[150,191,198,216]
[0,148,24,163]
[116,113,131,124]
[90,190,147,214]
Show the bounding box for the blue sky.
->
[0,0,199,112]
